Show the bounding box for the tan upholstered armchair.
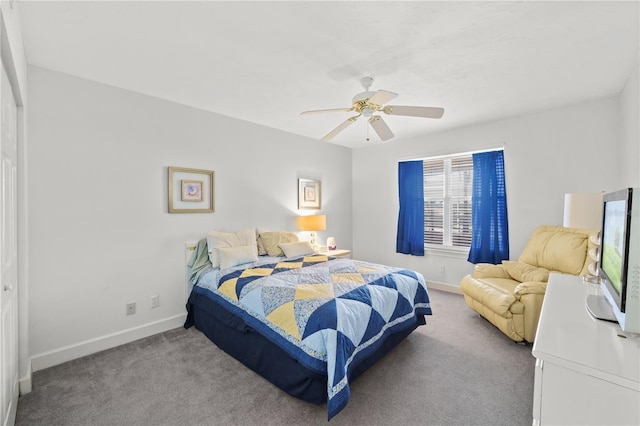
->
[460,226,597,343]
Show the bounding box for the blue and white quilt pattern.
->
[194,255,431,419]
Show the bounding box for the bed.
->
[184,231,432,420]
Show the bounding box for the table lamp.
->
[297,214,326,250]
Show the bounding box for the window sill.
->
[425,246,470,260]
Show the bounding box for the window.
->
[423,154,473,249]
[397,149,506,258]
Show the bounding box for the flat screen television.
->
[586,188,640,333]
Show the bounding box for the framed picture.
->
[298,178,321,210]
[181,180,203,201]
[168,167,214,213]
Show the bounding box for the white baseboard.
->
[19,359,32,395]
[427,280,463,295]
[30,314,187,373]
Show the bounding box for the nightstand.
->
[318,249,351,258]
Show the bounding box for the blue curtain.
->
[467,151,509,264]
[396,161,425,256]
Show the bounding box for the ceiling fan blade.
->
[322,115,360,141]
[369,116,394,141]
[368,90,398,106]
[301,107,353,115]
[383,105,444,119]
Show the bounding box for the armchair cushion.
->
[518,226,590,275]
[514,280,548,296]
[472,263,510,279]
[502,261,549,283]
[461,276,518,316]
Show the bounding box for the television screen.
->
[591,188,639,333]
[600,199,627,295]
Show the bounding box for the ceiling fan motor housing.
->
[352,90,375,105]
[360,76,374,90]
[352,76,377,110]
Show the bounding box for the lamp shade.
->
[563,192,603,230]
[297,214,326,231]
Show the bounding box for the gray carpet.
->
[15,289,535,425]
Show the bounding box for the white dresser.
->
[532,273,640,425]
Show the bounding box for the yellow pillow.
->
[259,231,299,257]
[502,261,550,283]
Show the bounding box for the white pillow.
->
[217,245,258,269]
[206,228,256,267]
[279,241,316,259]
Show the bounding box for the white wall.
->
[27,66,352,369]
[620,61,640,187]
[0,3,27,100]
[352,96,626,290]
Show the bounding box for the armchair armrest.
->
[472,263,510,279]
[514,281,548,297]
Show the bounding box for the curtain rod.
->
[401,145,505,162]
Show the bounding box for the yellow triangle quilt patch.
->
[218,278,239,301]
[266,301,301,340]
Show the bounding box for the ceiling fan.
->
[301,76,444,142]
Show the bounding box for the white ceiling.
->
[18,1,640,148]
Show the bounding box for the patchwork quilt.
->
[192,255,431,419]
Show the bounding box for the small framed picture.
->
[168,167,214,213]
[298,178,321,210]
[181,180,203,201]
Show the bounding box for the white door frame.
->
[0,55,19,426]
[1,6,30,426]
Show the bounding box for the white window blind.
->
[423,154,473,248]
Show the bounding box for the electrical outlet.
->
[126,302,136,315]
[151,295,159,309]
[439,265,446,273]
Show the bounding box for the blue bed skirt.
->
[184,290,425,404]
